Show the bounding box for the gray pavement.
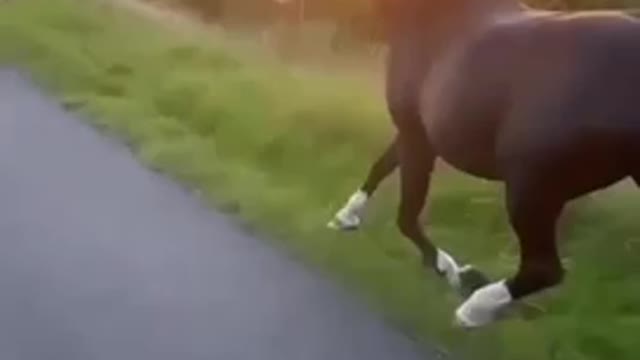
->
[0,69,440,360]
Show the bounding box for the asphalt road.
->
[0,69,440,360]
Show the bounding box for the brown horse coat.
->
[423,9,640,188]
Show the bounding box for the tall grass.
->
[1,1,640,359]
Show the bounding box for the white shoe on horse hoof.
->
[436,249,463,290]
[454,280,513,329]
[327,190,368,231]
[327,213,361,231]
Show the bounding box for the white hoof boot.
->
[436,249,463,290]
[455,280,513,329]
[327,190,368,231]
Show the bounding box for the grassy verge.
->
[2,0,640,359]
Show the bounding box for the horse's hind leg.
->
[456,169,565,327]
[504,177,565,298]
[327,137,398,231]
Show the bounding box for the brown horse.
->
[332,0,640,328]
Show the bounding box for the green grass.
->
[2,0,640,359]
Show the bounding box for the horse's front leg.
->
[327,137,398,231]
[455,171,565,328]
[393,111,489,294]
[394,118,437,264]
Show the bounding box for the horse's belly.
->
[428,124,502,180]
[419,39,509,181]
[421,79,503,180]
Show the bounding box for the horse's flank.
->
[417,2,640,181]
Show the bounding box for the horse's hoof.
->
[327,190,367,232]
[327,215,361,231]
[453,311,480,330]
[434,249,465,290]
[457,265,492,298]
[454,280,513,329]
